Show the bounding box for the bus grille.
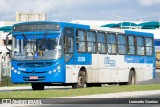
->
[23,76,46,81]
[21,71,47,74]
[17,62,53,67]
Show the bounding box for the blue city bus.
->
[6,21,156,90]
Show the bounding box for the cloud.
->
[137,0,160,6]
[0,0,123,21]
[0,0,159,21]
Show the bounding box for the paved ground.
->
[136,70,160,85]
[1,71,160,107]
[0,86,72,91]
[1,70,160,91]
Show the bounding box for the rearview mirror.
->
[6,32,11,52]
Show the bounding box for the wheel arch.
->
[128,67,136,84]
[129,67,136,76]
[79,66,87,82]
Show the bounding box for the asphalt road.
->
[0,70,160,92]
[136,70,160,85]
[1,70,160,107]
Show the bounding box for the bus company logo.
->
[104,56,116,67]
[18,67,26,71]
[78,57,85,62]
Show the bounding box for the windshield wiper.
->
[39,32,48,47]
[22,33,34,43]
[22,33,28,41]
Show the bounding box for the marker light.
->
[53,69,56,72]
[14,70,17,73]
[17,71,20,75]
[57,64,62,70]
[11,67,14,70]
[48,70,52,74]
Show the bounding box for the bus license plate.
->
[30,76,38,79]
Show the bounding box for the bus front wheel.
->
[72,71,86,89]
[31,83,44,90]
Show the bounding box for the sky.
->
[0,0,160,22]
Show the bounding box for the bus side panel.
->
[90,54,99,83]
[65,65,79,83]
[97,54,129,83]
[97,54,112,82]
[124,55,154,81]
[116,55,130,82]
[65,53,92,83]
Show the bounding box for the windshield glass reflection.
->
[12,35,62,60]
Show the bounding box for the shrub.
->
[1,76,11,86]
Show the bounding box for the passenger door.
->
[64,28,74,63]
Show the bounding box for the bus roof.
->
[91,26,125,33]
[12,21,90,30]
[125,30,154,37]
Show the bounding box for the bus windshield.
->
[12,35,62,60]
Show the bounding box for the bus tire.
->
[128,70,136,85]
[94,83,102,87]
[86,83,93,87]
[72,71,86,89]
[31,83,44,90]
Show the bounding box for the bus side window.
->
[97,32,106,54]
[128,35,135,55]
[77,30,86,52]
[107,33,117,54]
[145,37,153,56]
[117,34,126,54]
[87,31,96,53]
[136,36,145,55]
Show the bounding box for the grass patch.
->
[0,84,160,98]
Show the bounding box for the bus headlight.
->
[12,67,14,70]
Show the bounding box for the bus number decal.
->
[104,56,116,67]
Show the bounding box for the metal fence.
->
[0,61,11,84]
[0,52,11,85]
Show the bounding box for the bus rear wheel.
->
[72,71,86,89]
[128,70,136,85]
[31,83,44,90]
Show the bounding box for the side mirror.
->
[6,32,11,52]
[6,36,9,45]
